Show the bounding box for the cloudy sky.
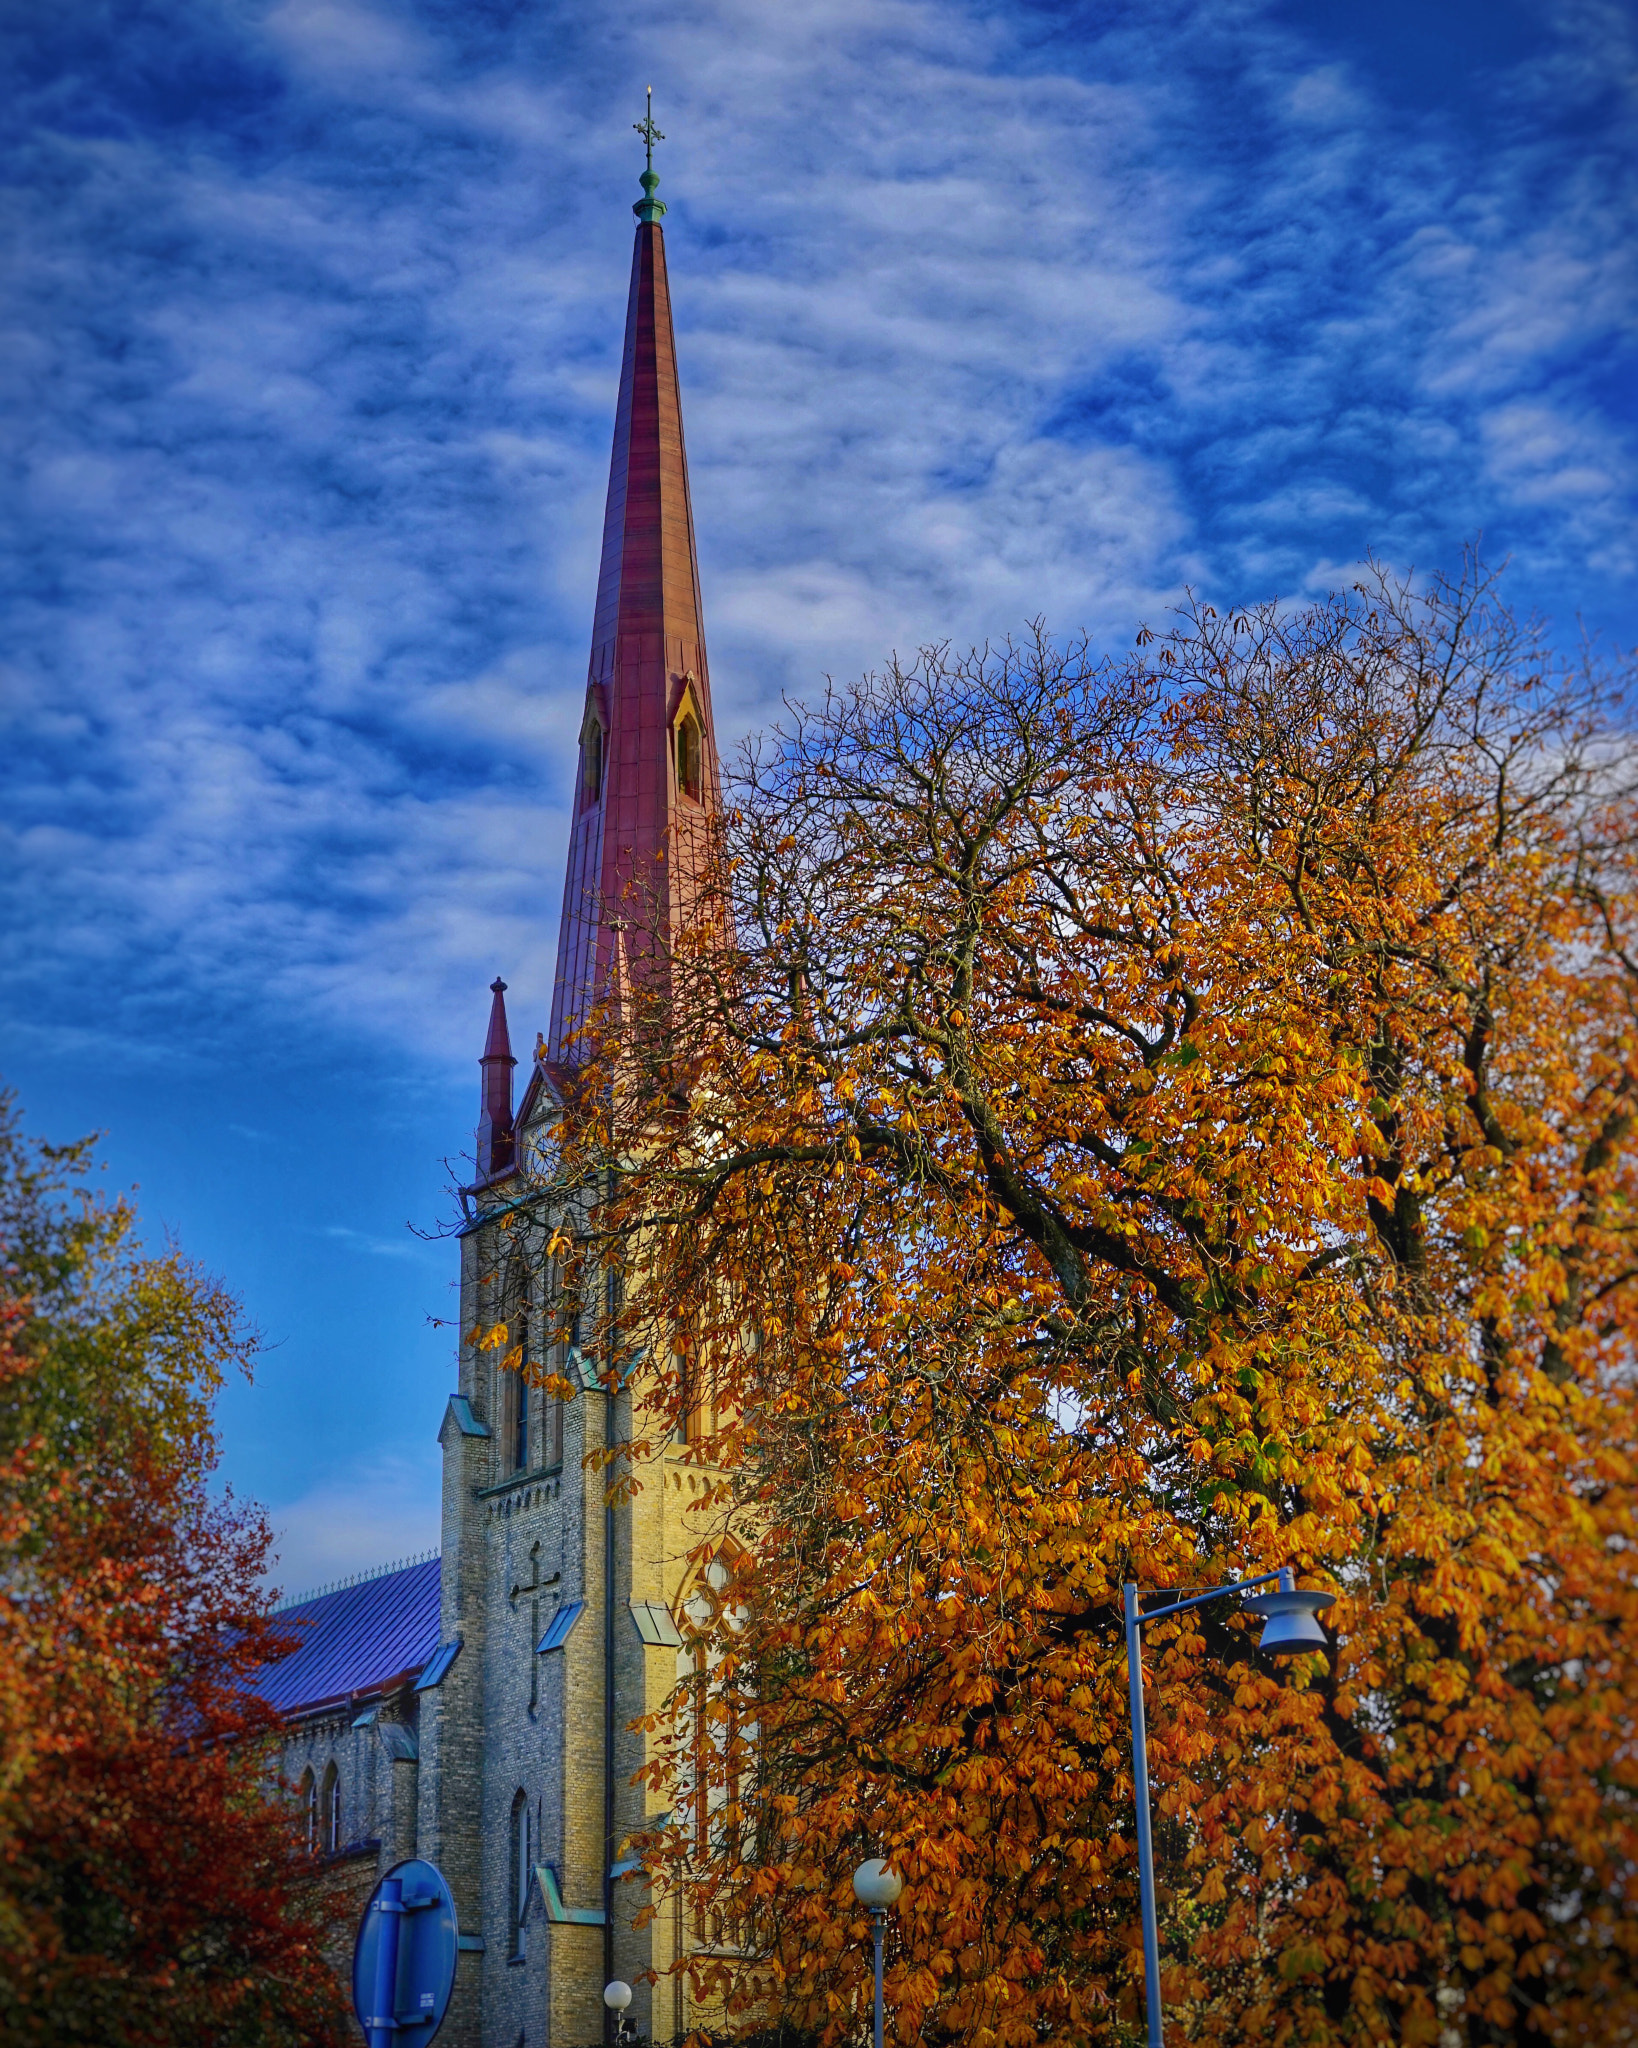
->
[3,0,1633,1594]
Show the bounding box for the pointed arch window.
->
[677,1320,717,1446]
[299,1768,318,1853]
[321,1762,341,1854]
[676,712,702,803]
[509,1790,531,1958]
[540,1253,569,1471]
[512,1314,530,1473]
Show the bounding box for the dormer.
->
[670,672,707,806]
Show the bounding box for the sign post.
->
[352,1858,459,2047]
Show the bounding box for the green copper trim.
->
[633,86,667,223]
[535,1863,605,1927]
[634,167,665,223]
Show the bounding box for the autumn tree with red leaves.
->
[0,1096,349,2046]
[536,558,1638,2047]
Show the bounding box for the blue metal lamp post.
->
[1124,1567,1335,2048]
[852,1858,905,2048]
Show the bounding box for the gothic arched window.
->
[677,1319,716,1445]
[509,1790,531,1957]
[321,1763,341,1854]
[299,1768,318,1853]
[512,1314,530,1473]
[533,1262,564,1470]
[676,713,701,802]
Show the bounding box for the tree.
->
[0,1094,349,2046]
[544,558,1638,2046]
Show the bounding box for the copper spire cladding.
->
[547,119,721,1067]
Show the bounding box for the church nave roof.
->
[253,1552,441,1721]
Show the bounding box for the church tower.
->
[426,109,723,2048]
[255,113,728,2048]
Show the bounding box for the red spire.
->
[476,977,517,1181]
[548,201,721,1066]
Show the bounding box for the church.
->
[255,129,727,2048]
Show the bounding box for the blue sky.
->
[3,0,1633,1594]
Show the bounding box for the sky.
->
[3,0,1633,1597]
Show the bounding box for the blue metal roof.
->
[254,1556,442,1717]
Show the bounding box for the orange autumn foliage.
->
[549,559,1637,2047]
[0,1098,349,2046]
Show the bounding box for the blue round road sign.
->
[352,1858,459,2048]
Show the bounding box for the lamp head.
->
[1243,1586,1335,1657]
[604,1982,633,2013]
[852,1858,904,1908]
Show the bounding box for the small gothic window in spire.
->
[582,720,603,806]
[677,713,701,802]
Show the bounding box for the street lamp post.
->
[603,1980,637,2048]
[852,1858,905,2048]
[1124,1566,1335,2048]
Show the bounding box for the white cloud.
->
[1286,64,1362,126]
[1,0,1631,1098]
[264,0,427,79]
[263,1450,443,1601]
[322,1224,425,1260]
[1482,401,1631,506]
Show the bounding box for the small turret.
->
[475,977,517,1182]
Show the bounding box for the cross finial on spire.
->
[633,87,667,224]
[634,86,664,169]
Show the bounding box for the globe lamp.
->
[852,1859,903,1909]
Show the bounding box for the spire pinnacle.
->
[633,87,666,224]
[475,977,517,1181]
[482,977,513,1062]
